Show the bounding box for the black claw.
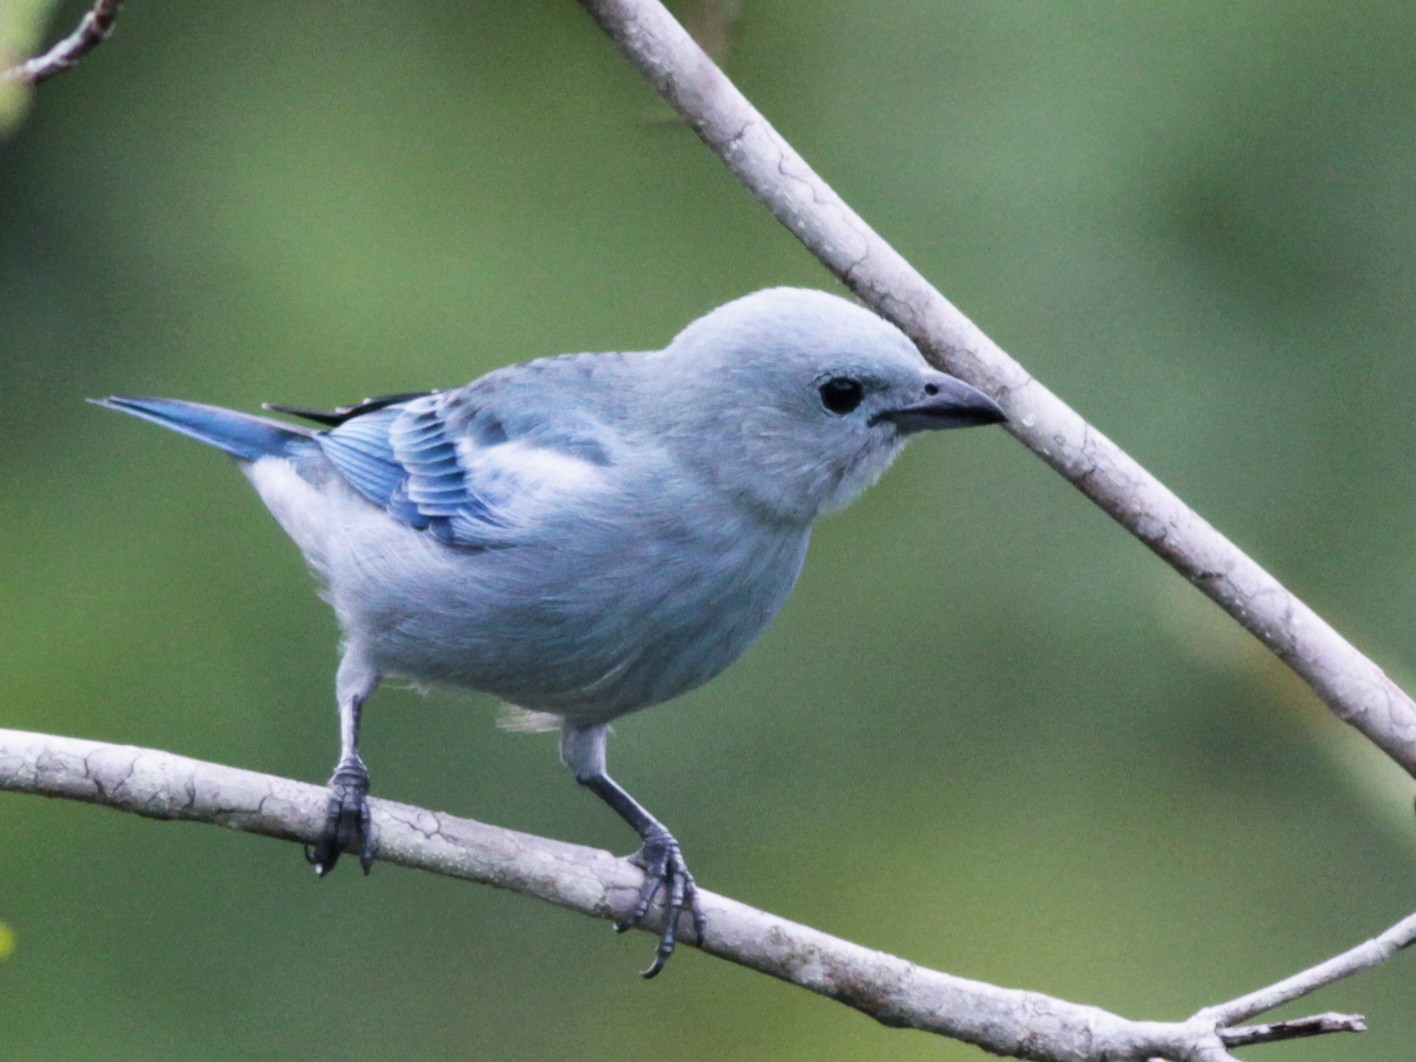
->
[307,759,373,876]
[619,829,704,978]
[358,796,374,874]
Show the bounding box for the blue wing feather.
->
[310,354,628,548]
[317,410,408,510]
[316,395,508,545]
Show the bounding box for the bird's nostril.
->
[924,382,940,396]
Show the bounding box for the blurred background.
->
[3,1,1415,1059]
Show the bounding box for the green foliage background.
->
[3,2,1415,1059]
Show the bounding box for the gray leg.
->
[307,649,380,876]
[562,723,705,978]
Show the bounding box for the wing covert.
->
[312,387,613,548]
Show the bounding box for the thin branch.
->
[3,0,125,87]
[1220,1015,1366,1049]
[0,728,1405,1062]
[1201,911,1416,1027]
[575,0,1416,780]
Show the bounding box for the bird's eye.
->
[818,377,865,415]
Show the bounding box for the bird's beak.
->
[874,373,1007,433]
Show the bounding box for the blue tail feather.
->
[92,396,312,461]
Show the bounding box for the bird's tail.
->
[92,396,313,461]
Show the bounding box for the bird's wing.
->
[314,381,619,548]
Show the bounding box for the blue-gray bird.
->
[95,287,1005,975]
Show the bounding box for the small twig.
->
[1199,910,1416,1027]
[1221,1013,1366,1048]
[3,0,125,87]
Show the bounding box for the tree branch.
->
[1202,911,1416,1028]
[3,0,124,87]
[1220,1015,1366,1050]
[0,728,1405,1061]
[575,0,1416,779]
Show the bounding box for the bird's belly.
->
[335,520,810,720]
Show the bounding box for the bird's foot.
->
[305,758,374,876]
[619,827,706,979]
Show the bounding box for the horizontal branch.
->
[576,0,1416,780]
[0,728,1401,1062]
[3,0,124,87]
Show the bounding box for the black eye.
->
[818,376,864,415]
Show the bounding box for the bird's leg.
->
[307,652,380,876]
[562,723,705,978]
[581,772,706,977]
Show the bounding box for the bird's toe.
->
[306,760,373,876]
[621,830,703,978]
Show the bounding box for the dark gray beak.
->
[874,373,1007,433]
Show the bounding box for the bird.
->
[94,286,1006,977]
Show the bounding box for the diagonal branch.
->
[3,0,125,87]
[0,728,1405,1062]
[575,0,1416,779]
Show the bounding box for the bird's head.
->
[655,287,1006,525]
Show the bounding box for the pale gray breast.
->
[550,521,812,721]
